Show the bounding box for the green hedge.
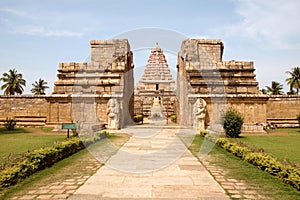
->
[133,114,143,123]
[204,134,300,190]
[0,131,107,188]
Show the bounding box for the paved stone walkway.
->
[202,158,268,200]
[9,159,101,200]
[69,123,230,200]
[7,123,272,200]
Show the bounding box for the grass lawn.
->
[237,128,300,165]
[0,132,130,200]
[187,135,300,200]
[0,147,96,200]
[0,127,66,162]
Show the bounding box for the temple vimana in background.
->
[0,38,299,133]
[134,43,176,119]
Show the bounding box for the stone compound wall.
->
[0,96,48,126]
[185,95,269,133]
[266,95,300,127]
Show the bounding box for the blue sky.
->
[0,0,300,94]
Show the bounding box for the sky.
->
[0,0,300,94]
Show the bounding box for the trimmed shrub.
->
[133,114,143,123]
[217,137,299,190]
[0,130,107,188]
[279,166,300,190]
[221,108,244,138]
[4,118,16,130]
[170,114,177,123]
[200,130,209,137]
[199,133,300,191]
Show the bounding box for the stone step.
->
[16,122,46,127]
[0,116,47,127]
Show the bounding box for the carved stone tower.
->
[135,44,177,119]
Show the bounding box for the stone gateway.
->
[0,38,300,133]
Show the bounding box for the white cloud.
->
[225,0,300,49]
[0,7,84,38]
[0,7,31,18]
[14,25,83,37]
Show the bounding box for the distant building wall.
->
[0,95,114,128]
[266,95,300,127]
[267,95,300,119]
[0,96,48,120]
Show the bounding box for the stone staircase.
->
[0,116,47,127]
[267,118,299,128]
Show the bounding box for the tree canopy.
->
[265,81,284,95]
[31,78,49,95]
[0,68,26,95]
[286,67,300,94]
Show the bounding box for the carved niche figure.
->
[107,98,120,129]
[193,98,207,131]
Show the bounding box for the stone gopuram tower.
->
[177,39,266,132]
[135,44,177,119]
[52,39,134,131]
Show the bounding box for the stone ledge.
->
[0,95,51,98]
[187,94,270,98]
[90,39,129,45]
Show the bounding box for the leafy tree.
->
[261,88,268,94]
[287,90,297,95]
[265,81,284,95]
[286,67,300,94]
[31,78,49,95]
[0,68,26,95]
[221,108,244,138]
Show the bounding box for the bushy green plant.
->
[4,118,16,130]
[199,130,209,137]
[213,136,300,191]
[221,108,244,138]
[170,114,177,123]
[133,114,143,123]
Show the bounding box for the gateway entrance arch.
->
[51,37,267,133]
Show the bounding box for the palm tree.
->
[265,81,284,95]
[31,78,49,95]
[261,88,268,94]
[0,68,26,95]
[286,67,300,94]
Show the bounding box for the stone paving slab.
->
[8,159,102,200]
[202,157,269,199]
[69,126,230,200]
